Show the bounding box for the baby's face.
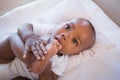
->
[52,18,95,55]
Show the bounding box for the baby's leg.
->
[0,34,15,63]
[9,33,35,65]
[0,33,32,64]
[0,33,34,79]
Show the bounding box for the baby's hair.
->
[84,20,96,50]
[86,20,96,36]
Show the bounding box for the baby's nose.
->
[61,33,65,40]
[61,33,64,36]
[61,33,68,40]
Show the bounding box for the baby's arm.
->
[0,32,35,65]
[9,33,35,65]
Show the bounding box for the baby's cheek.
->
[59,47,71,55]
[61,45,78,55]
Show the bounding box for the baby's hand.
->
[46,39,62,57]
[23,36,47,60]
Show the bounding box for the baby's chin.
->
[57,50,69,56]
[58,49,78,55]
[58,50,64,55]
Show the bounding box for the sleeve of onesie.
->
[32,22,55,37]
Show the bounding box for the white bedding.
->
[0,0,120,80]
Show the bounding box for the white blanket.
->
[0,0,120,80]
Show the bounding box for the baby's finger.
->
[32,46,40,60]
[40,43,47,54]
[23,44,30,58]
[23,50,27,58]
[25,43,30,51]
[33,50,41,60]
[36,42,45,60]
[38,49,45,60]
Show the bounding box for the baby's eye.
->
[65,24,71,31]
[72,38,78,46]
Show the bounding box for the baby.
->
[0,18,95,80]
